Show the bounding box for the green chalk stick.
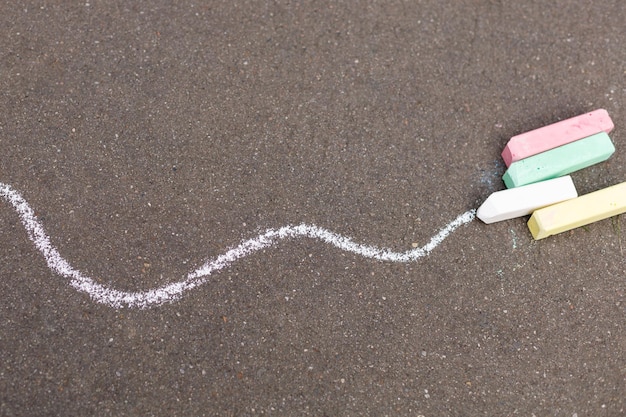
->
[502,132,615,188]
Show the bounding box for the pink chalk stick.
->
[501,109,614,167]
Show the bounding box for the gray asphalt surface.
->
[2,1,626,415]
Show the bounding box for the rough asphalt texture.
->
[2,1,626,416]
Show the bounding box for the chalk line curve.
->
[0,182,475,309]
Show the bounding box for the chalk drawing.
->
[0,182,475,309]
[510,229,517,249]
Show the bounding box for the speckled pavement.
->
[1,1,626,415]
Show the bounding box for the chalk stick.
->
[477,176,578,224]
[528,181,626,240]
[502,109,614,167]
[502,132,615,188]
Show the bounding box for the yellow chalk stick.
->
[528,181,626,240]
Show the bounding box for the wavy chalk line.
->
[0,182,475,309]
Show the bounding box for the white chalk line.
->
[0,182,476,309]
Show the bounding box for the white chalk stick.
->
[477,176,578,224]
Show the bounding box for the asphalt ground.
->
[1,1,626,415]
